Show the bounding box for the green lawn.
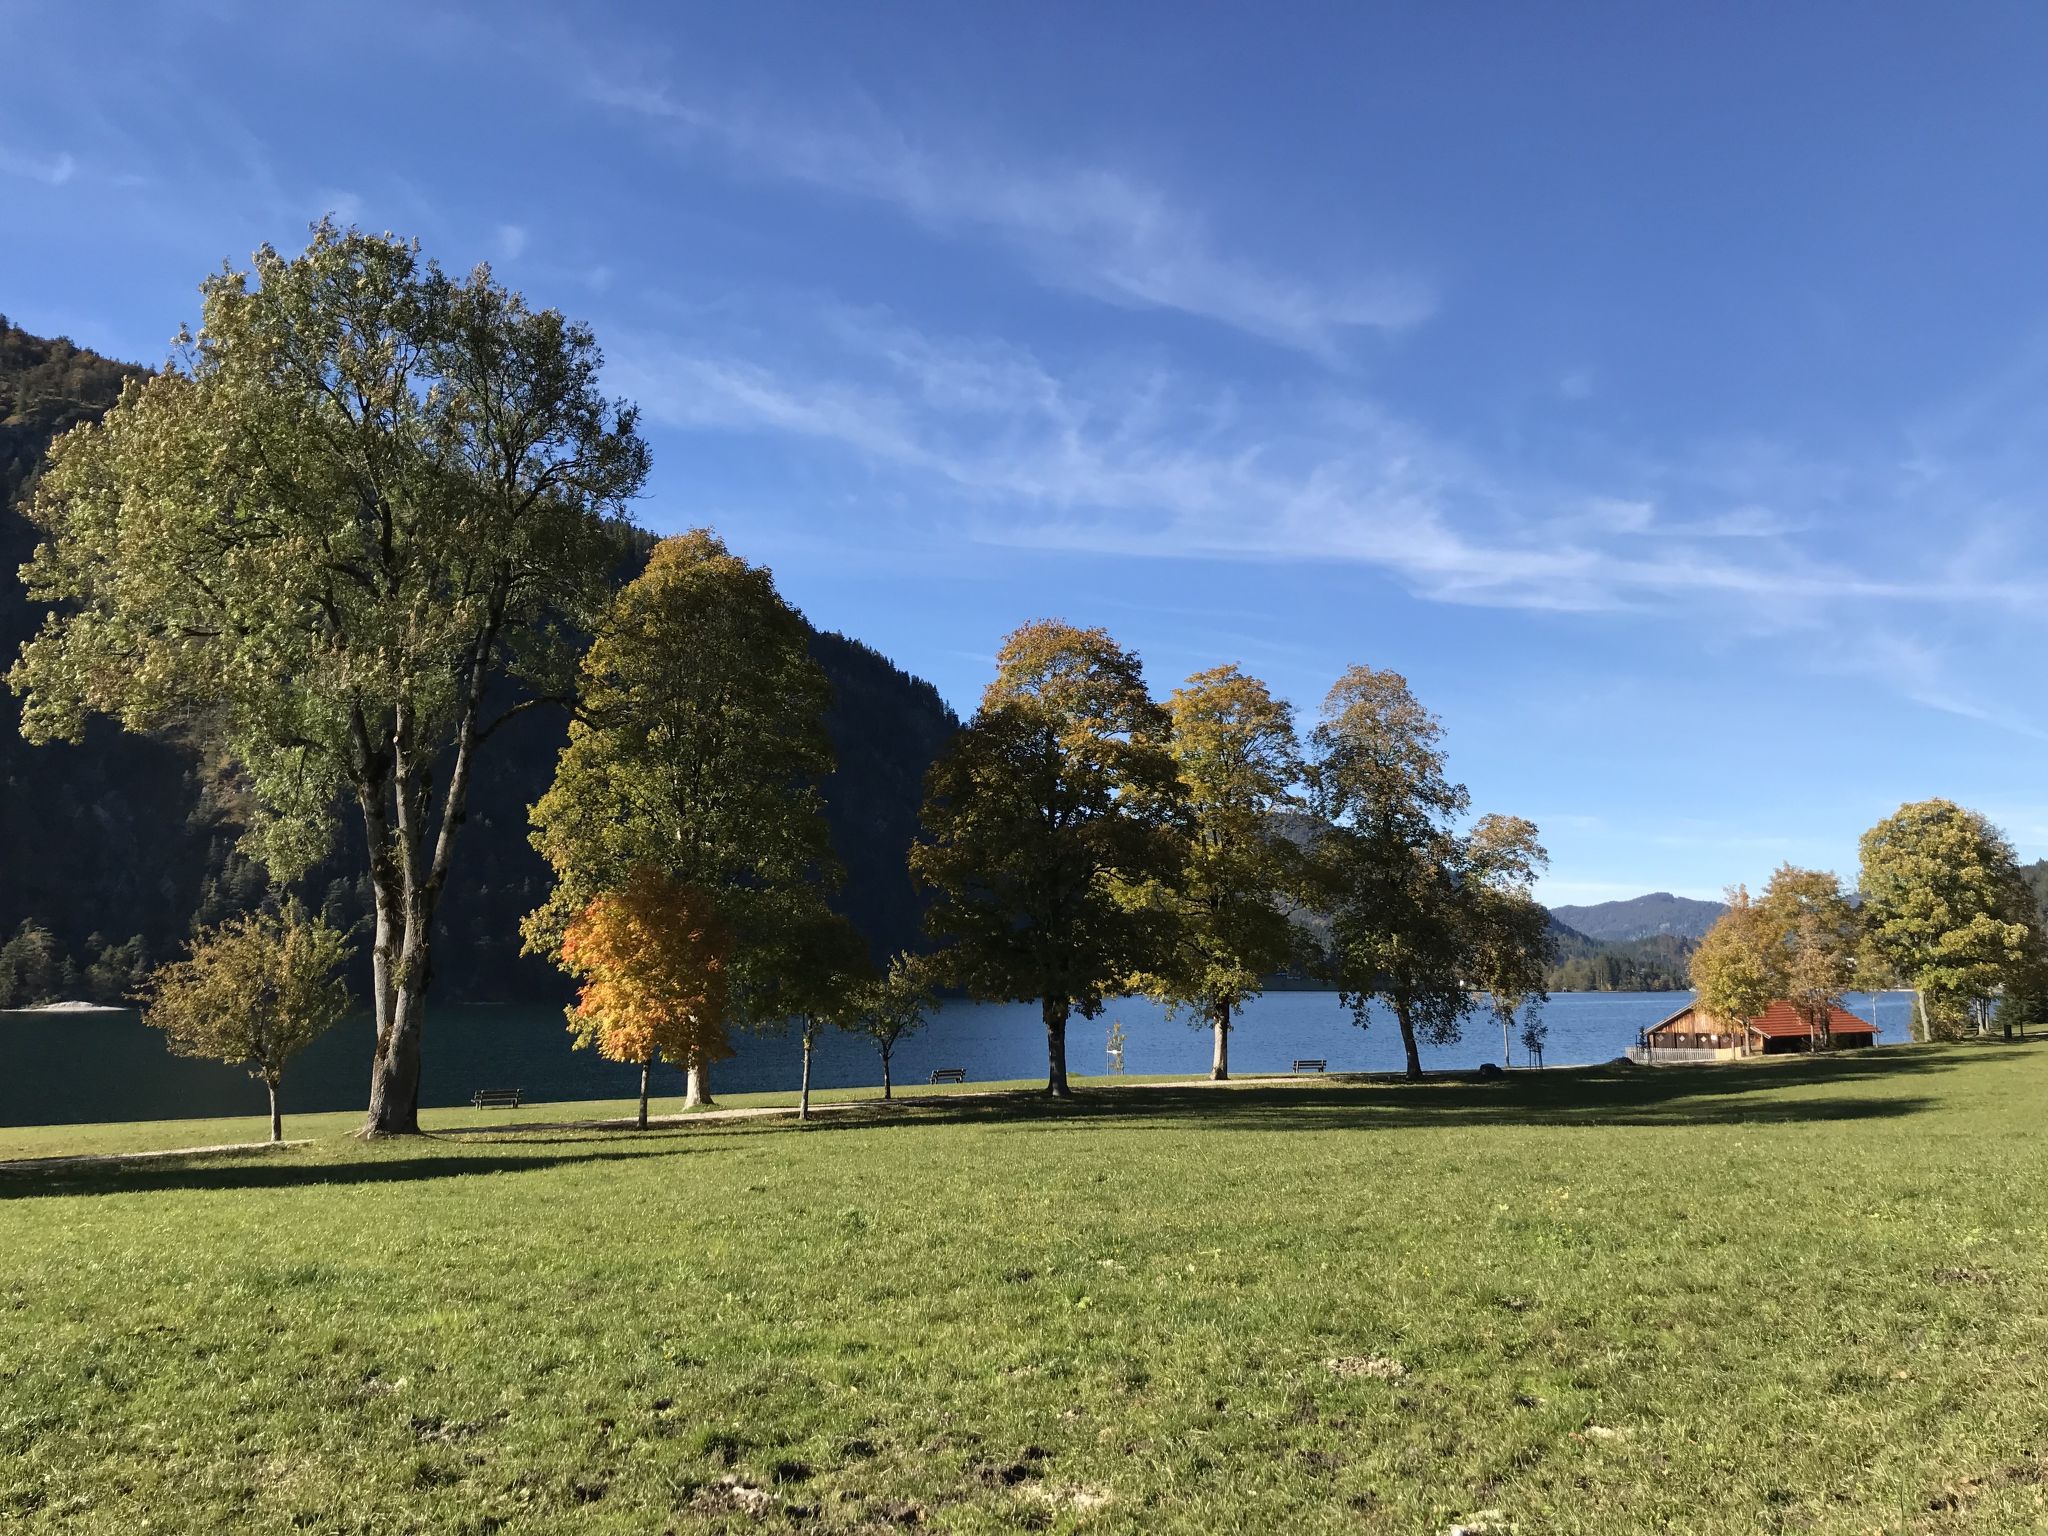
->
[4,1044,2046,1533]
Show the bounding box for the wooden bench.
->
[1291,1059,1327,1074]
[929,1068,967,1085]
[471,1087,522,1109]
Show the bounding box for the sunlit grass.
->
[3,1043,2045,1532]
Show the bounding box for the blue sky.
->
[6,1,2048,903]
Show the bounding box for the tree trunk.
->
[364,956,428,1136]
[1502,1015,1512,1069]
[1394,1000,1423,1081]
[358,658,493,1138]
[685,1056,713,1108]
[268,1080,282,1144]
[1043,996,1073,1097]
[1211,1000,1230,1081]
[800,1023,814,1123]
[880,1042,893,1101]
[638,1057,651,1130]
[1915,988,1930,1043]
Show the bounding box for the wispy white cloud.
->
[584,80,1431,358]
[495,222,529,260]
[613,307,2048,630]
[0,145,78,185]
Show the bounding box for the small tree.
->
[1129,664,1304,1080]
[847,952,937,1100]
[1466,815,1553,1066]
[558,868,733,1130]
[913,621,1184,1096]
[140,903,351,1141]
[754,904,869,1124]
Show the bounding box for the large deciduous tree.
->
[912,621,1183,1097]
[1129,664,1303,1080]
[1307,666,1548,1080]
[10,224,648,1135]
[1858,800,2039,1039]
[525,529,839,1107]
[140,901,351,1142]
[559,868,733,1131]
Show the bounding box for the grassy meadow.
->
[4,1044,2047,1534]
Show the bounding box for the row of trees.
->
[1691,800,2045,1043]
[910,626,1550,1092]
[510,532,1555,1113]
[5,223,1558,1127]
[0,220,1554,1130]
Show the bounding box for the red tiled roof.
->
[1746,1000,1876,1039]
[1645,999,1876,1038]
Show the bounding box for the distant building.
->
[1629,999,1878,1064]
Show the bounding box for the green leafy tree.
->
[525,530,839,1107]
[912,621,1184,1097]
[0,920,63,1008]
[846,951,937,1100]
[1128,664,1303,1079]
[1689,885,1781,1039]
[9,223,648,1135]
[1309,665,1524,1080]
[1858,801,2038,1040]
[139,902,351,1141]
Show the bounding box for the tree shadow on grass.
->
[722,1048,1969,1138]
[0,1141,702,1201]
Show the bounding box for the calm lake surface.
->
[0,990,1918,1129]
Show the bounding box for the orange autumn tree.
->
[559,868,734,1129]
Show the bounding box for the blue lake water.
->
[0,990,1917,1129]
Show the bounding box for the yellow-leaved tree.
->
[140,902,352,1142]
[559,868,733,1130]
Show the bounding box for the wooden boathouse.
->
[1629,999,1878,1063]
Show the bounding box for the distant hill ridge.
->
[1546,891,1727,943]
